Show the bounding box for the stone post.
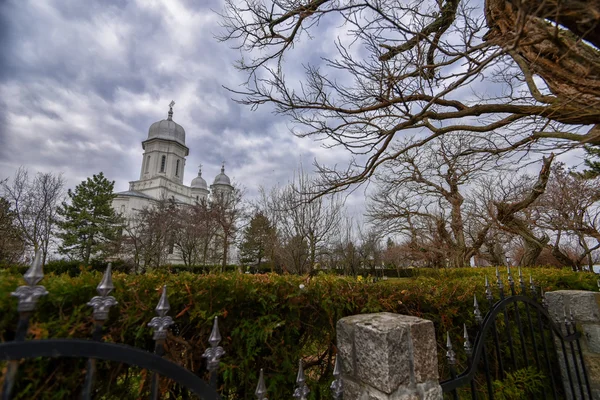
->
[544,290,600,399]
[336,312,442,399]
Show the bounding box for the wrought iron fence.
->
[440,266,593,399]
[0,252,344,399]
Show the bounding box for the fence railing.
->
[0,252,344,399]
[440,266,593,399]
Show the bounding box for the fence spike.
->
[463,324,472,356]
[597,279,600,292]
[23,250,43,286]
[517,266,526,292]
[12,250,48,312]
[330,356,343,400]
[155,285,171,317]
[446,332,456,365]
[96,263,115,297]
[529,275,537,297]
[484,275,493,302]
[255,368,267,400]
[209,316,222,347]
[496,266,504,295]
[203,316,225,372]
[293,359,310,400]
[541,287,547,309]
[148,286,174,341]
[507,265,515,295]
[473,294,483,325]
[87,264,118,321]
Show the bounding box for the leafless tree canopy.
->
[0,167,64,265]
[220,0,600,193]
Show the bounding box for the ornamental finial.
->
[293,359,310,400]
[255,368,268,400]
[203,316,225,372]
[12,250,48,312]
[221,161,225,174]
[23,250,43,286]
[155,285,171,317]
[446,332,456,365]
[463,324,472,356]
[97,263,115,297]
[168,100,175,120]
[330,356,343,400]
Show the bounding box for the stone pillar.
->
[336,312,442,399]
[545,290,600,399]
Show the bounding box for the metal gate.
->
[440,267,592,399]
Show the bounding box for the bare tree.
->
[533,163,600,270]
[259,170,344,273]
[493,155,555,266]
[367,136,496,267]
[0,195,25,264]
[212,187,245,271]
[1,168,64,265]
[220,0,600,194]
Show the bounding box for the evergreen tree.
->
[57,173,123,264]
[239,211,275,269]
[579,145,600,178]
[0,197,25,263]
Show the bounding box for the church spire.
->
[167,100,175,121]
[221,161,225,174]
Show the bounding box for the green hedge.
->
[0,267,597,399]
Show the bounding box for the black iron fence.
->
[0,252,344,399]
[440,266,593,399]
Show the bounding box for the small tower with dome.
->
[140,101,189,185]
[191,165,210,202]
[211,163,234,200]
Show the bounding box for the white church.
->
[111,102,235,265]
[112,101,234,216]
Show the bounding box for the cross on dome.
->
[167,100,176,121]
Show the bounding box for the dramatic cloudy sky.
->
[0,0,369,214]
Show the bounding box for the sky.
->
[0,0,367,215]
[0,0,588,222]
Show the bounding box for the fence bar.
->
[474,295,494,400]
[496,268,517,370]
[463,324,477,400]
[148,285,174,400]
[508,267,529,368]
[82,264,118,400]
[564,307,585,400]
[485,275,505,380]
[203,316,225,390]
[1,251,47,400]
[445,332,459,400]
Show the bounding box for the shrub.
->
[0,267,596,399]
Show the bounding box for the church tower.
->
[139,101,189,185]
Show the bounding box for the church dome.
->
[213,164,231,186]
[146,101,186,147]
[191,168,208,190]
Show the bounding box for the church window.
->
[145,156,151,173]
[175,159,180,176]
[160,155,166,172]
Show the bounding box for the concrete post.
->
[545,290,600,399]
[336,312,442,399]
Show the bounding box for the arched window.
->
[160,155,166,172]
[175,159,180,176]
[145,156,151,173]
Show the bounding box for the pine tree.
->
[579,145,600,178]
[239,212,276,269]
[57,173,124,264]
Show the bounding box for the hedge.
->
[0,267,597,399]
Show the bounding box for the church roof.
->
[191,167,208,190]
[213,164,231,186]
[115,190,155,200]
[145,101,186,148]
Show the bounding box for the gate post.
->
[336,312,442,399]
[545,290,600,399]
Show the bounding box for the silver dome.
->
[213,164,231,186]
[147,119,186,147]
[146,101,186,147]
[191,168,208,190]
